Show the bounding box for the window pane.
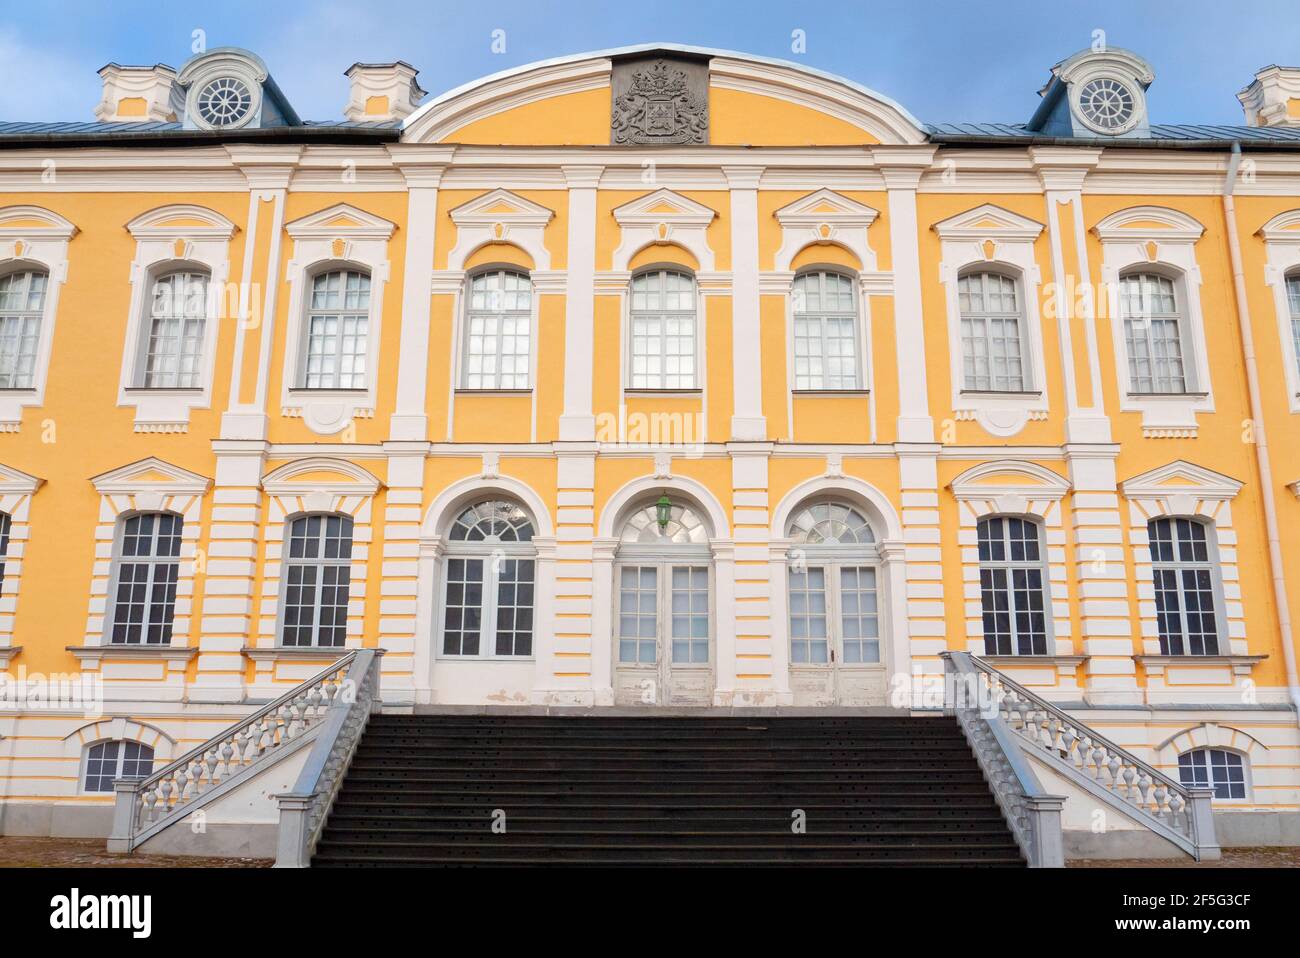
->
[977,517,1048,656]
[110,513,182,645]
[630,270,696,389]
[959,272,1025,392]
[465,270,531,389]
[145,271,209,388]
[282,514,354,647]
[0,270,46,389]
[792,272,859,390]
[304,270,370,389]
[1148,517,1220,656]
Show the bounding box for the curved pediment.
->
[401,44,926,147]
[126,204,237,240]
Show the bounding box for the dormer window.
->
[1076,77,1137,133]
[195,76,254,128]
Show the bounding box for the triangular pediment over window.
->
[449,188,555,227]
[933,203,1044,241]
[612,188,716,226]
[285,202,396,240]
[1120,461,1243,500]
[775,188,879,228]
[90,457,211,496]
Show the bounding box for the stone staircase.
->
[311,713,1025,867]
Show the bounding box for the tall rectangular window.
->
[464,269,531,389]
[792,271,859,390]
[109,513,182,645]
[1122,272,1188,394]
[1149,516,1220,656]
[977,516,1049,656]
[0,270,47,390]
[959,271,1027,391]
[144,271,208,389]
[282,514,353,648]
[303,269,370,389]
[629,269,696,389]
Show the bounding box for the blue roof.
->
[0,119,400,138]
[927,122,1300,146]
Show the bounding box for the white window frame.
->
[278,512,355,649]
[437,499,538,661]
[784,500,882,667]
[298,267,373,391]
[956,268,1033,393]
[86,458,208,651]
[0,268,49,391]
[1095,206,1213,437]
[282,203,394,436]
[0,206,76,432]
[612,501,715,671]
[82,739,156,793]
[626,267,701,392]
[119,205,234,433]
[935,204,1048,438]
[1147,515,1228,657]
[458,267,535,392]
[1258,209,1300,413]
[1118,269,1196,395]
[975,515,1055,657]
[790,269,864,392]
[1177,747,1250,802]
[136,268,211,390]
[104,511,184,647]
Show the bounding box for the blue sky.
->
[2,0,1298,125]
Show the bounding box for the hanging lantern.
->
[655,493,672,530]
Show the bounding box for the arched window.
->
[1178,747,1247,800]
[302,268,370,389]
[792,270,859,390]
[442,499,536,657]
[786,500,879,665]
[84,740,155,793]
[0,268,48,389]
[616,500,711,667]
[958,270,1029,392]
[629,269,697,390]
[108,512,182,645]
[140,269,209,388]
[1148,516,1221,656]
[281,513,353,648]
[1286,272,1300,368]
[463,269,532,389]
[1120,272,1189,394]
[977,516,1050,656]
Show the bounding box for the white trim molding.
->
[0,463,43,654]
[118,204,237,433]
[0,206,77,432]
[1257,209,1300,412]
[253,457,382,692]
[1093,206,1213,437]
[934,203,1049,437]
[280,203,396,434]
[1120,461,1249,664]
[773,188,879,273]
[611,188,717,273]
[950,460,1074,678]
[83,459,209,671]
[446,188,555,272]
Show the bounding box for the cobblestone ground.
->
[0,836,268,867]
[1070,847,1300,867]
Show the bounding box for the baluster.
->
[205,748,220,787]
[1122,765,1137,801]
[1168,791,1187,833]
[1106,753,1122,791]
[1153,783,1169,821]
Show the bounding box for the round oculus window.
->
[1076,77,1137,133]
[195,76,254,128]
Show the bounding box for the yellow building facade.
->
[0,43,1298,846]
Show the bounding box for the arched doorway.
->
[612,498,714,706]
[783,498,888,706]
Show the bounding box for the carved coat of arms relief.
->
[611,58,709,146]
